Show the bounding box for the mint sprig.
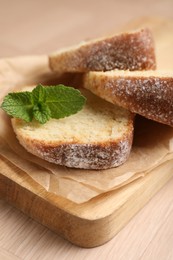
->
[1,84,86,124]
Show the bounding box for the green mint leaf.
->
[32,84,46,104]
[1,84,86,124]
[1,92,33,122]
[33,103,51,124]
[45,85,86,119]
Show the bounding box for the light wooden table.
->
[0,0,173,259]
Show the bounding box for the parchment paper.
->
[0,55,173,203]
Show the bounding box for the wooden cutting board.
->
[1,17,173,248]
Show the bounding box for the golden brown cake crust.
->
[84,71,173,127]
[13,131,133,170]
[49,28,156,72]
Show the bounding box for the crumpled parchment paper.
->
[0,55,173,203]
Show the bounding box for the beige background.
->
[1,0,173,57]
[0,0,173,259]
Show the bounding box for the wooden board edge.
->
[1,158,173,247]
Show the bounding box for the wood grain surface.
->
[1,0,173,259]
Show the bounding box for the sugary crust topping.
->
[84,73,173,126]
[84,28,156,71]
[17,132,133,170]
[49,28,156,72]
[12,115,134,169]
